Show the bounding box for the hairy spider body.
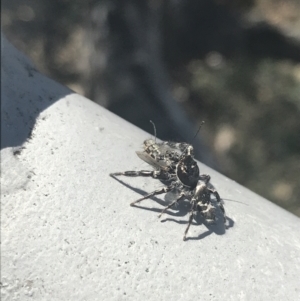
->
[110,138,226,240]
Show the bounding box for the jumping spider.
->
[110,122,226,240]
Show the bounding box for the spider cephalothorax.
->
[110,127,226,240]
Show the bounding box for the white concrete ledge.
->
[1,34,300,301]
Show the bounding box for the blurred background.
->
[2,0,300,216]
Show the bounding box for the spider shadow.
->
[110,175,235,240]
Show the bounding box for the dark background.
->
[2,0,300,216]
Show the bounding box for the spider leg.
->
[130,185,174,206]
[158,193,185,218]
[183,209,195,241]
[199,174,211,184]
[208,188,226,223]
[198,201,216,223]
[110,170,166,180]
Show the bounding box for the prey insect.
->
[110,121,226,240]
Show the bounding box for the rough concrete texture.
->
[1,34,300,301]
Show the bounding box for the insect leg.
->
[183,210,194,241]
[208,188,226,223]
[110,170,165,179]
[158,193,185,218]
[130,185,173,206]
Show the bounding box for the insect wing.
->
[164,189,180,203]
[158,142,186,156]
[164,188,188,208]
[136,151,169,171]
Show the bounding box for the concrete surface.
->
[1,33,300,301]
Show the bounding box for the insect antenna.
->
[191,121,205,143]
[179,121,205,160]
[150,120,157,143]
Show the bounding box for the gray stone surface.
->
[1,34,300,301]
